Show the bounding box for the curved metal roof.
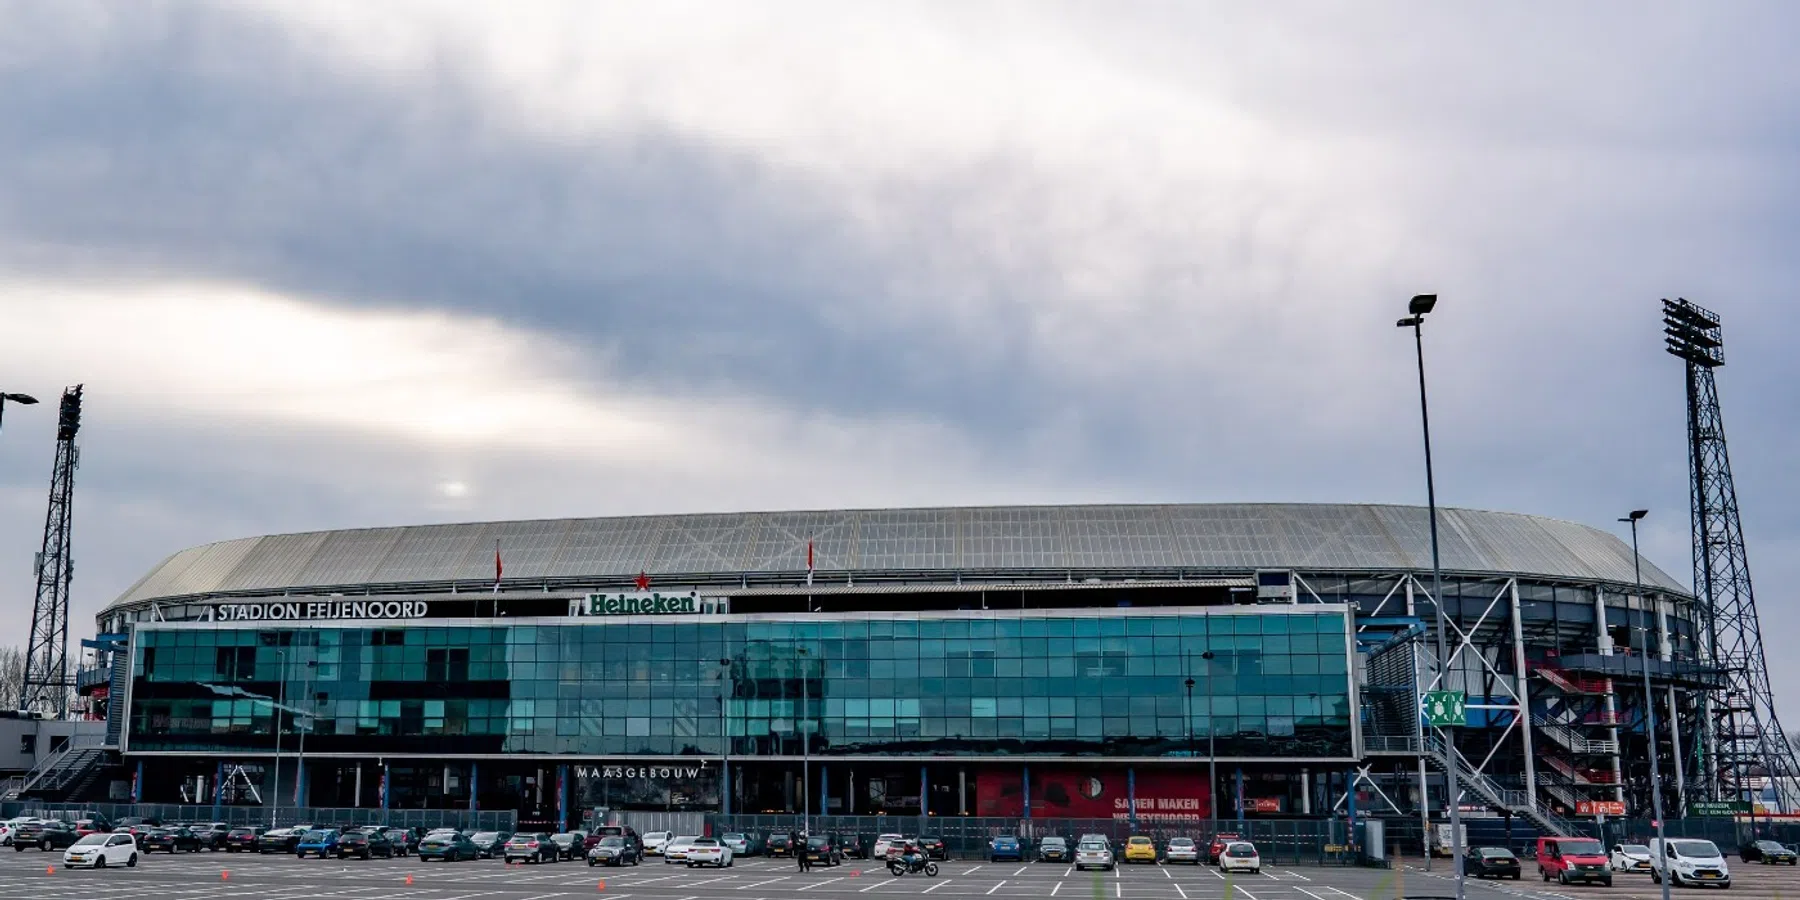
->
[108,503,1689,610]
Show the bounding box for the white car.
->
[684,837,734,868]
[873,833,907,858]
[663,835,698,863]
[643,831,672,856]
[1611,843,1654,872]
[63,833,140,869]
[1165,837,1201,864]
[1650,838,1731,888]
[0,817,41,847]
[1075,840,1115,871]
[1219,841,1261,874]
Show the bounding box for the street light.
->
[796,646,812,834]
[718,658,734,818]
[1397,293,1464,900]
[1199,650,1219,821]
[273,648,287,827]
[199,678,311,827]
[1621,510,1672,900]
[0,392,38,435]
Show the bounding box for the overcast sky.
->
[2,2,1798,717]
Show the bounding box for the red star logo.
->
[635,571,651,591]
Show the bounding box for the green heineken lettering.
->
[577,591,703,617]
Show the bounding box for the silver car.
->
[1164,837,1201,864]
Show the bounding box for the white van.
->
[1649,838,1732,888]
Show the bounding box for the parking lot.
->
[0,848,1795,900]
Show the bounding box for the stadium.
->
[55,502,1711,836]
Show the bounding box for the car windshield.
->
[1079,842,1108,852]
[1228,844,1257,857]
[1622,845,1651,854]
[694,838,718,846]
[1044,838,1068,846]
[995,837,1018,844]
[1479,848,1515,858]
[1672,840,1721,858]
[1757,841,1786,850]
[1130,837,1150,845]
[1169,838,1194,847]
[600,837,625,847]
[1558,840,1604,855]
[473,832,498,841]
[723,833,745,841]
[73,834,107,846]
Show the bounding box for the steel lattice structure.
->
[1664,299,1799,809]
[20,384,81,717]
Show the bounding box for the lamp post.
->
[0,392,39,434]
[1621,510,1672,900]
[272,648,286,828]
[1201,650,1218,821]
[718,658,733,818]
[796,646,812,834]
[295,660,317,810]
[1397,293,1463,900]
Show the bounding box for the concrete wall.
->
[0,717,107,775]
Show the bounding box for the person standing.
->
[792,829,809,872]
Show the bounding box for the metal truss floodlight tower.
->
[1663,299,1798,810]
[20,384,82,717]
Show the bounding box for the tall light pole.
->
[1622,510,1672,900]
[295,660,316,810]
[718,658,733,818]
[1398,294,1463,900]
[797,646,812,834]
[1202,650,1218,821]
[271,648,286,828]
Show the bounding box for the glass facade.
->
[126,608,1356,760]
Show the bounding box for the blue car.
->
[989,835,1024,862]
[295,828,341,858]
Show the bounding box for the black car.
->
[195,822,232,850]
[805,835,842,867]
[337,830,395,859]
[381,828,418,856]
[1742,840,1798,864]
[13,820,79,851]
[918,836,949,861]
[143,828,205,853]
[588,836,641,867]
[470,831,513,858]
[1466,847,1522,879]
[766,833,792,857]
[257,827,308,854]
[113,817,163,842]
[224,826,264,852]
[840,835,867,859]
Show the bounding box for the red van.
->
[1537,836,1613,886]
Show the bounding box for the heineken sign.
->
[571,591,707,617]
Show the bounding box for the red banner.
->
[1576,801,1626,816]
[977,770,1209,821]
[1244,798,1283,813]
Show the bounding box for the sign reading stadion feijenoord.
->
[203,599,430,622]
[569,591,711,616]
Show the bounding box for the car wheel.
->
[127,853,138,867]
[40,841,50,851]
[1512,873,1521,880]
[94,856,105,868]
[1604,879,1614,887]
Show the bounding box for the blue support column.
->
[212,761,224,820]
[723,763,731,818]
[1128,768,1138,829]
[1023,766,1032,819]
[1344,769,1357,839]
[379,763,390,815]
[919,765,928,834]
[1234,768,1245,824]
[470,762,480,816]
[556,764,570,832]
[294,761,306,809]
[821,764,830,818]
[130,760,144,803]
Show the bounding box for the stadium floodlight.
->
[1409,294,1438,315]
[1663,298,1724,368]
[1,393,37,404]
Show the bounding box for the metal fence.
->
[0,801,515,832]
[707,815,1357,864]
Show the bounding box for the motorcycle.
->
[888,855,940,877]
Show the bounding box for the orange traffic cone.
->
[45,866,54,875]
[405,874,415,885]
[221,870,230,881]
[597,880,606,892]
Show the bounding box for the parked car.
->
[1163,837,1201,865]
[1607,842,1653,871]
[193,822,231,850]
[872,834,907,859]
[470,831,513,858]
[1075,839,1115,871]
[296,828,342,858]
[918,835,948,861]
[804,834,841,867]
[721,832,753,857]
[664,835,700,863]
[62,833,139,869]
[113,816,162,839]
[1207,833,1242,865]
[417,831,479,862]
[1742,840,1798,865]
[337,830,395,859]
[1038,836,1071,863]
[382,828,418,856]
[14,820,79,851]
[839,834,865,859]
[505,832,560,864]
[686,836,735,868]
[1466,847,1522,879]
[72,818,112,838]
[258,825,312,854]
[1651,838,1731,888]
[588,835,642,866]
[766,832,793,858]
[143,827,205,853]
[223,826,264,852]
[1537,836,1613,886]
[642,831,673,857]
[1219,841,1261,875]
[1124,836,1157,864]
[585,825,641,855]
[550,832,587,860]
[989,835,1024,862]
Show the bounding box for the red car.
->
[1536,837,1613,886]
[1208,833,1242,865]
[73,819,111,838]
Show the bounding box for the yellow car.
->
[1124,835,1159,863]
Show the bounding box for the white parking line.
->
[1175,884,1189,899]
[967,865,984,875]
[1162,865,1172,879]
[737,878,788,890]
[797,878,843,891]
[986,881,1009,896]
[1014,866,1031,876]
[1051,882,1062,897]
[1295,887,1331,900]
[924,880,952,894]
[1236,885,1260,900]
[859,878,892,892]
[1209,867,1226,879]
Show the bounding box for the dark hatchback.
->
[918,836,948,861]
[766,833,792,857]
[257,828,305,853]
[194,823,232,850]
[142,828,204,853]
[805,835,842,866]
[1466,847,1522,879]
[13,820,79,851]
[382,828,419,856]
[337,830,395,859]
[470,831,513,858]
[224,827,264,851]
[1742,840,1798,864]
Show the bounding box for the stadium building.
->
[55,503,1714,834]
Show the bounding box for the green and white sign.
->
[572,591,705,616]
[1690,801,1751,816]
[1422,690,1467,727]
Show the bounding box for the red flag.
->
[494,540,502,593]
[806,539,815,586]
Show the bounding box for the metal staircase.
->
[16,737,109,801]
[1422,733,1578,836]
[1534,716,1620,755]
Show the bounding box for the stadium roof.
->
[108,503,1690,611]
